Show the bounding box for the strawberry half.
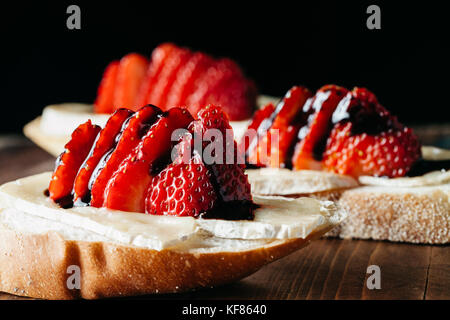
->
[103,107,193,212]
[145,152,217,217]
[94,61,120,114]
[322,87,421,178]
[72,108,134,205]
[114,53,149,110]
[89,105,162,207]
[48,120,101,206]
[195,105,252,206]
[292,85,348,170]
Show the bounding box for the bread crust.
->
[0,222,329,299]
[333,186,450,244]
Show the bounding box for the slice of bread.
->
[246,167,450,244]
[331,172,450,244]
[0,172,344,299]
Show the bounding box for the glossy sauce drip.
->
[44,188,74,209]
[331,95,393,135]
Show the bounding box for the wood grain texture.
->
[0,138,448,300]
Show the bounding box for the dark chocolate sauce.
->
[53,194,74,209]
[407,159,450,177]
[200,201,258,220]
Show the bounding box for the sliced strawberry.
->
[193,105,253,205]
[203,73,257,120]
[113,53,149,110]
[185,59,240,116]
[292,85,348,170]
[248,86,312,167]
[145,152,217,217]
[208,164,252,202]
[146,47,191,109]
[196,103,233,134]
[165,52,213,108]
[48,120,101,206]
[72,109,134,205]
[322,87,421,178]
[323,122,421,178]
[89,105,162,207]
[239,102,275,160]
[94,61,120,114]
[103,107,193,212]
[134,43,177,108]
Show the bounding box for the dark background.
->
[0,1,448,134]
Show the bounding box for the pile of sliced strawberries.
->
[241,85,421,178]
[49,104,253,219]
[94,43,257,121]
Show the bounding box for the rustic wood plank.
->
[334,240,379,299]
[361,242,431,300]
[425,246,450,300]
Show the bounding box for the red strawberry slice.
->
[146,47,191,109]
[209,164,252,202]
[145,153,217,217]
[94,61,120,114]
[89,105,162,207]
[48,120,101,206]
[72,108,134,205]
[194,59,242,107]
[322,87,421,178]
[193,105,253,205]
[185,59,240,116]
[194,104,238,165]
[165,52,213,108]
[323,122,421,178]
[103,107,193,212]
[248,86,312,167]
[135,43,177,108]
[292,85,348,170]
[113,53,149,110]
[203,73,257,120]
[239,102,275,160]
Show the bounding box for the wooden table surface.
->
[0,137,449,300]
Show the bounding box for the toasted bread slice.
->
[0,172,344,299]
[329,171,450,244]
